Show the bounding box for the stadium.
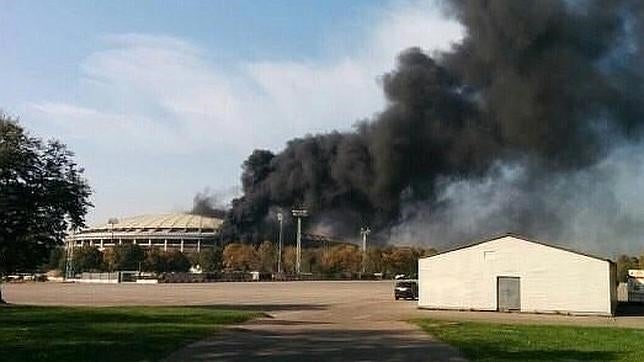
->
[66,213,223,252]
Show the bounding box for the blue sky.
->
[1,0,461,225]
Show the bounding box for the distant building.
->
[66,213,223,253]
[418,233,617,316]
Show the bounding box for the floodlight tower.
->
[291,208,308,274]
[108,217,119,245]
[360,226,371,274]
[277,212,284,273]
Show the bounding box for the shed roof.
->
[421,232,613,263]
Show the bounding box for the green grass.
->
[0,305,262,362]
[414,319,644,361]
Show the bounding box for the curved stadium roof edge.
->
[74,213,223,234]
[66,213,223,253]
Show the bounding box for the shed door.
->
[497,277,520,311]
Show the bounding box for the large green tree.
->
[164,250,191,272]
[191,247,223,272]
[104,244,144,271]
[71,246,103,272]
[0,115,92,302]
[143,248,192,273]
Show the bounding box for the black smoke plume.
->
[221,0,644,254]
[190,190,227,219]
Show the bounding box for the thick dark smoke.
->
[190,190,227,219]
[221,0,644,254]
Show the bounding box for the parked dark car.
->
[394,280,418,300]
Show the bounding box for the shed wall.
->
[418,236,613,315]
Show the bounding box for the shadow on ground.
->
[164,327,460,362]
[616,303,644,316]
[175,304,328,312]
[245,319,332,326]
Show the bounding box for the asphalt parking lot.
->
[5,281,464,361]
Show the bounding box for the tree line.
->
[61,244,216,274]
[56,245,644,281]
[57,241,437,277]
[222,241,436,277]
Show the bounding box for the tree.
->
[223,243,259,271]
[256,241,275,272]
[616,254,640,282]
[164,250,191,272]
[328,245,362,274]
[302,248,322,274]
[44,247,67,272]
[191,247,223,272]
[71,246,103,272]
[282,246,297,273]
[382,247,419,277]
[365,247,384,274]
[142,248,192,273]
[143,248,164,272]
[0,115,92,302]
[104,244,144,271]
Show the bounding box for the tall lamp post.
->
[277,212,284,273]
[108,218,119,246]
[291,208,308,274]
[64,233,75,280]
[360,226,371,275]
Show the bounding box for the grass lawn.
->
[0,305,262,362]
[414,319,644,361]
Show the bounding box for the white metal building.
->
[418,233,617,316]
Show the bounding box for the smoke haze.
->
[190,189,228,219]
[218,0,644,255]
[390,141,644,256]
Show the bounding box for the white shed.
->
[418,233,617,316]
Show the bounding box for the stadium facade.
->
[66,213,223,252]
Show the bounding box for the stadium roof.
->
[87,213,223,232]
[68,213,223,247]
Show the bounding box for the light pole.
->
[277,212,284,274]
[108,217,119,245]
[291,208,308,274]
[64,237,75,280]
[360,226,371,275]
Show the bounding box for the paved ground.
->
[5,281,644,361]
[6,281,465,361]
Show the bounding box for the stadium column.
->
[180,239,184,252]
[197,240,201,253]
[164,239,167,251]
